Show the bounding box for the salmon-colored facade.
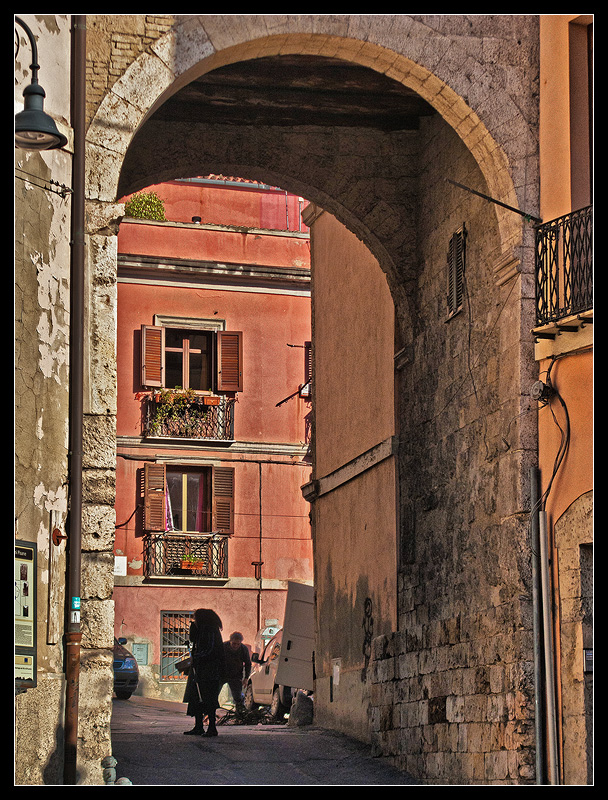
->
[535,16,593,785]
[113,177,313,701]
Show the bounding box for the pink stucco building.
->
[113,176,313,701]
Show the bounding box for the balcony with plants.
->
[143,531,228,580]
[138,387,235,441]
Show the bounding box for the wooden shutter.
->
[212,467,235,534]
[217,331,243,392]
[447,226,466,318]
[141,325,164,387]
[143,462,166,531]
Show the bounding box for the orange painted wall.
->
[118,220,311,268]
[114,180,313,672]
[117,279,311,444]
[540,14,593,221]
[538,349,593,526]
[125,177,309,232]
[538,15,593,525]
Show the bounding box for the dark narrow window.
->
[447,224,466,319]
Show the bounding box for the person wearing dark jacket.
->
[223,632,251,707]
[183,608,226,736]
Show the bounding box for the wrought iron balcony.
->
[535,205,592,327]
[143,532,228,579]
[141,390,235,440]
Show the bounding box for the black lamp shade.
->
[15,82,67,151]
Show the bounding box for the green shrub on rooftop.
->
[124,190,167,221]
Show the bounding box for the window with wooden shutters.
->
[143,463,235,536]
[447,224,466,320]
[141,324,243,393]
[212,467,235,534]
[217,331,243,392]
[143,462,167,531]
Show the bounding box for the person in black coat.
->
[183,608,226,736]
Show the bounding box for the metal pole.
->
[530,467,546,784]
[539,510,560,784]
[64,14,86,785]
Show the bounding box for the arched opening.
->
[86,23,537,783]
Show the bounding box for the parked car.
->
[113,637,139,700]
[244,628,293,719]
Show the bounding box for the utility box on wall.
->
[15,541,37,691]
[132,642,148,666]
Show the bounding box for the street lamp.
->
[15,16,67,151]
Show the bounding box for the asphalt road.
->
[109,696,418,786]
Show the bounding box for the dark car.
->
[113,637,139,699]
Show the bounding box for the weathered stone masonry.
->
[79,15,540,785]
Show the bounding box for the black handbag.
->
[176,654,192,674]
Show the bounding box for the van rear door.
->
[275,581,315,692]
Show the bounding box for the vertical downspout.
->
[257,462,263,631]
[530,467,546,784]
[64,14,85,786]
[539,509,560,784]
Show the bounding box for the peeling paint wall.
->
[14,14,74,786]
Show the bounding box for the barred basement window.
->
[446,224,466,319]
[160,611,193,681]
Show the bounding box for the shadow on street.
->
[109,696,419,785]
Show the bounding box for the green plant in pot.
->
[146,387,209,437]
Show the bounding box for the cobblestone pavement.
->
[110,696,418,786]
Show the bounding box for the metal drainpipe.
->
[539,509,560,784]
[530,467,546,784]
[258,462,263,631]
[64,14,86,786]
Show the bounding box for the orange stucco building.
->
[113,177,313,701]
[532,16,593,785]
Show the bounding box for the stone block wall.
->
[373,109,538,784]
[85,15,175,126]
[76,13,541,786]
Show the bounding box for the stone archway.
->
[83,15,541,785]
[86,16,536,278]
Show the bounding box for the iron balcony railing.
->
[143,532,228,579]
[535,205,592,326]
[142,393,235,440]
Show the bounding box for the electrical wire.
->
[537,357,572,512]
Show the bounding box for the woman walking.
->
[183,608,226,736]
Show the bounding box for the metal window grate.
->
[160,611,193,681]
[143,394,235,440]
[143,533,228,578]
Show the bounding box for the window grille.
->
[160,610,193,681]
[535,206,592,326]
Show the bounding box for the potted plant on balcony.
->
[181,553,205,572]
[144,387,211,437]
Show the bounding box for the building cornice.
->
[118,252,311,296]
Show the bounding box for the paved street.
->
[110,696,418,785]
